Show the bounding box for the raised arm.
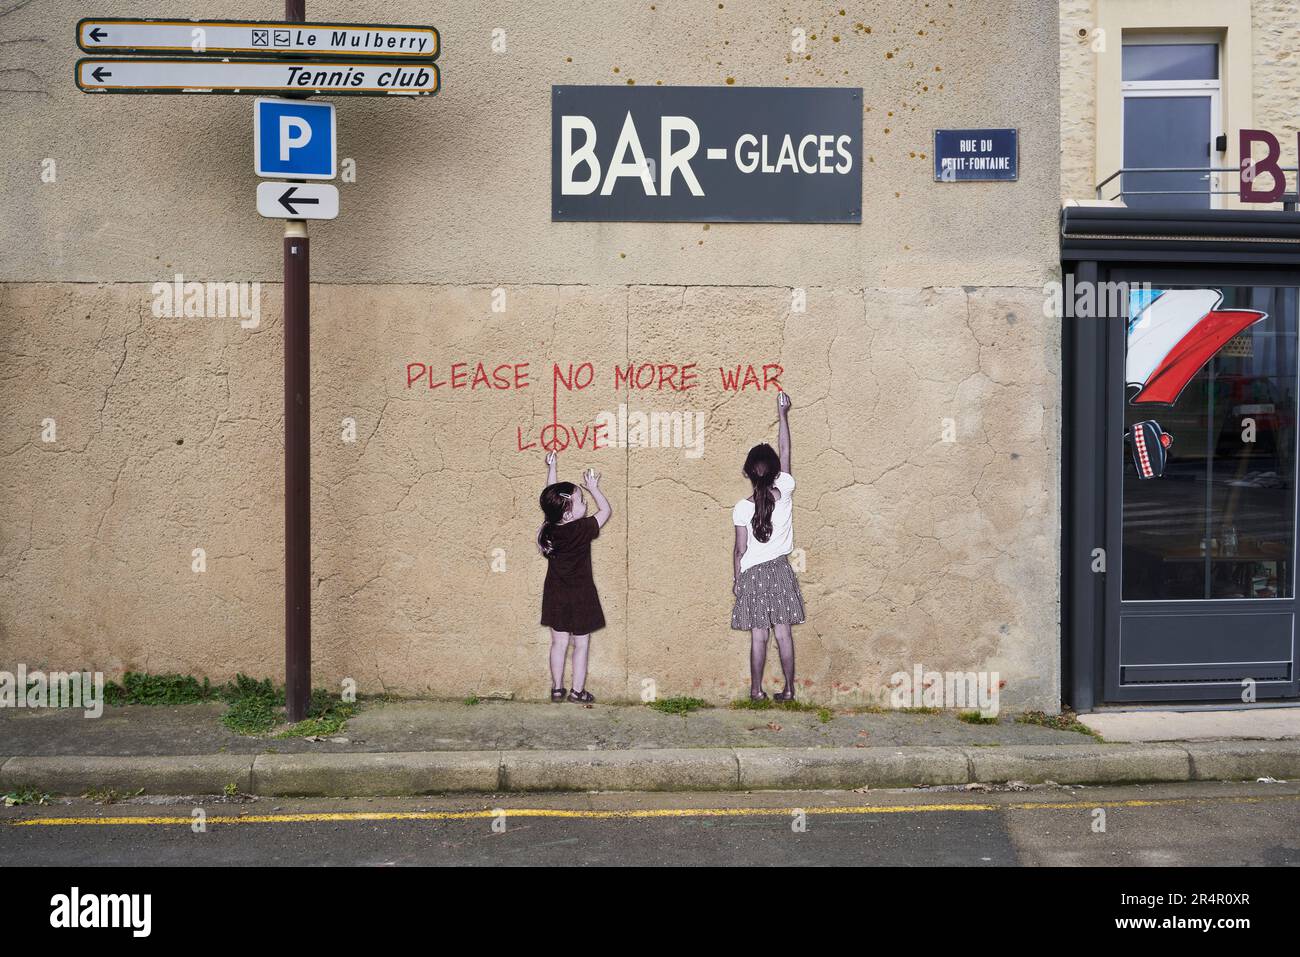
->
[777,391,792,474]
[583,469,612,528]
[733,524,748,597]
[545,450,558,487]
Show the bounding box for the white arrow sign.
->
[76,58,439,96]
[77,19,439,59]
[257,182,339,220]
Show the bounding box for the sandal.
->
[568,689,595,704]
[750,690,769,701]
[773,688,795,702]
[550,687,567,702]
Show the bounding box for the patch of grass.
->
[898,706,941,715]
[463,695,481,706]
[1016,709,1101,739]
[104,672,217,706]
[3,788,49,807]
[223,782,238,798]
[98,671,362,738]
[357,691,402,704]
[276,688,356,738]
[220,674,282,735]
[958,710,999,725]
[648,696,711,715]
[730,697,828,717]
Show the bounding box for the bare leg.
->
[774,623,796,696]
[570,634,590,693]
[549,630,570,688]
[750,628,769,696]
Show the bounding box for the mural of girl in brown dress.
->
[538,451,611,703]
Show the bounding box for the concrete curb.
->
[737,746,969,790]
[0,754,253,796]
[961,744,1192,785]
[251,751,502,797]
[1180,741,1300,782]
[501,748,739,791]
[1,742,1296,796]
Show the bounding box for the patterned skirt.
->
[731,555,806,630]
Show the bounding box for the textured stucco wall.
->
[1,0,1062,709]
[1252,1,1300,175]
[1059,0,1097,201]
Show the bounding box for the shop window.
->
[1122,286,1298,601]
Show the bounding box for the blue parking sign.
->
[254,98,336,180]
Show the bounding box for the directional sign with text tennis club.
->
[77,19,439,60]
[76,57,439,95]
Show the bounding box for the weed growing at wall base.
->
[647,696,711,714]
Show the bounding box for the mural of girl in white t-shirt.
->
[731,391,806,702]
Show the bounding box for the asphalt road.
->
[4,780,1299,867]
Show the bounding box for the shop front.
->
[1063,205,1300,707]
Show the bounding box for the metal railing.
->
[1096,166,1300,210]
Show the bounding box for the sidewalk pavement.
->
[1078,708,1300,742]
[2,698,1298,796]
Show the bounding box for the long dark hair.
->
[743,443,781,543]
[538,482,578,556]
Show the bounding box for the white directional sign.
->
[75,58,440,96]
[77,18,439,60]
[257,182,339,220]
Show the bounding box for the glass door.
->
[1120,41,1221,209]
[1108,282,1300,699]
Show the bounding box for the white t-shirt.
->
[732,471,795,573]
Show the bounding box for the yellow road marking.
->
[8,793,1300,827]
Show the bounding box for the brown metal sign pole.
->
[283,0,310,723]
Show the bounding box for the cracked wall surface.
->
[2,0,1062,709]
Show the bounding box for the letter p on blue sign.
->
[254,98,336,180]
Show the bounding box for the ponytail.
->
[538,522,557,556]
[742,443,782,544]
[751,474,776,543]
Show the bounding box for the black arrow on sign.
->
[91,66,112,82]
[89,27,108,41]
[277,186,320,215]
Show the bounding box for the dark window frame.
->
[1061,206,1300,708]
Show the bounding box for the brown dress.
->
[540,516,606,634]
